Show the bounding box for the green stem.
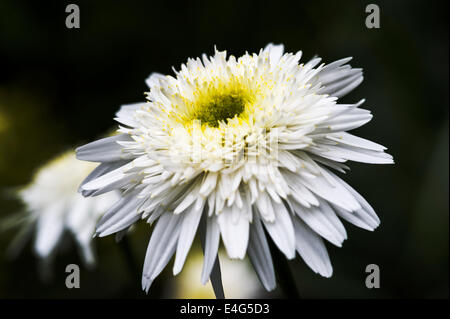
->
[268,238,301,299]
[118,236,140,288]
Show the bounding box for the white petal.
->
[247,214,276,291]
[316,107,373,133]
[318,57,353,75]
[260,201,296,259]
[75,234,96,266]
[201,215,220,285]
[301,167,361,212]
[264,43,285,67]
[114,103,145,127]
[145,72,166,88]
[34,203,65,258]
[290,198,346,247]
[316,57,363,98]
[292,217,333,277]
[255,191,275,222]
[76,134,134,163]
[333,175,380,226]
[173,185,200,214]
[332,204,378,231]
[80,161,134,192]
[66,195,91,232]
[199,172,218,197]
[142,213,182,292]
[218,204,249,259]
[79,160,128,193]
[332,76,363,98]
[173,201,204,275]
[326,132,387,151]
[81,155,152,193]
[96,191,143,237]
[311,143,393,164]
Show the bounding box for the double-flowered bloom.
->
[77,44,393,292]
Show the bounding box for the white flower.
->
[77,44,393,293]
[175,250,261,298]
[16,151,119,265]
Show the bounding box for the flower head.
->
[77,44,393,293]
[15,151,119,265]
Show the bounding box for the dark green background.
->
[0,0,448,298]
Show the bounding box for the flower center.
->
[194,92,246,127]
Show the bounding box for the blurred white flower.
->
[15,151,119,265]
[175,250,261,299]
[77,44,393,293]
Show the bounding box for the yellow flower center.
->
[194,91,247,127]
[182,77,258,128]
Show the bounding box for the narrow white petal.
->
[332,76,363,98]
[76,134,134,163]
[301,167,361,212]
[34,203,65,258]
[332,204,378,231]
[142,213,182,292]
[173,201,204,275]
[201,215,220,285]
[96,192,143,237]
[326,132,387,151]
[292,216,333,277]
[81,160,135,191]
[260,201,296,259]
[247,214,276,291]
[79,160,128,192]
[333,175,381,226]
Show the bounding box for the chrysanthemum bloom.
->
[14,151,119,265]
[77,44,393,293]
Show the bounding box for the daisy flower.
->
[77,44,393,293]
[13,151,119,266]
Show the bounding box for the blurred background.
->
[0,0,448,298]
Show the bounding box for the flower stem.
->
[118,235,165,297]
[268,238,301,299]
[118,235,140,288]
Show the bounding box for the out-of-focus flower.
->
[175,250,261,298]
[13,151,119,265]
[77,44,393,294]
